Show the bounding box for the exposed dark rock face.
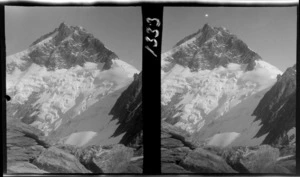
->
[7,119,50,164]
[109,72,142,147]
[252,64,296,145]
[163,23,261,72]
[9,22,118,72]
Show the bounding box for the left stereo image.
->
[5,6,143,174]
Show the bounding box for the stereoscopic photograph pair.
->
[2,3,297,175]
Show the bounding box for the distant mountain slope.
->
[6,22,139,147]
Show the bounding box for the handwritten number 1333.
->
[145,18,160,57]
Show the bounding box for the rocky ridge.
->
[252,64,296,145]
[161,121,236,173]
[109,71,143,147]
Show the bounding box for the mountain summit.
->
[162,23,262,72]
[7,22,117,72]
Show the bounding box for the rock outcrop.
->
[55,143,142,173]
[161,121,236,173]
[7,119,90,173]
[7,119,50,164]
[32,147,91,173]
[109,72,143,147]
[202,144,295,174]
[252,64,296,145]
[7,162,48,174]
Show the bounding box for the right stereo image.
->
[161,6,296,174]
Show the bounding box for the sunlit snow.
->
[162,61,282,134]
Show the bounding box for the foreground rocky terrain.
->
[7,70,143,173]
[7,119,142,173]
[161,121,295,174]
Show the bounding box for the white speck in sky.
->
[205,14,209,17]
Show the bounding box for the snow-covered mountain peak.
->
[162,24,262,73]
[58,22,69,31]
[7,22,121,73]
[7,23,139,141]
[202,23,214,32]
[161,24,283,137]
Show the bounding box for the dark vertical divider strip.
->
[142,5,163,174]
[0,5,7,174]
[296,5,299,176]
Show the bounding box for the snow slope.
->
[162,61,282,134]
[194,88,270,147]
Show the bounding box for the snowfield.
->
[207,132,240,147]
[194,88,271,147]
[162,60,282,136]
[7,50,139,144]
